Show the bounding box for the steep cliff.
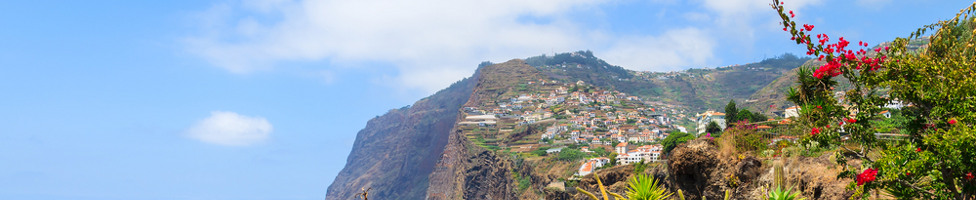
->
[325,75,476,200]
[426,59,547,199]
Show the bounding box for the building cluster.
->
[457,80,691,179]
[460,80,683,145]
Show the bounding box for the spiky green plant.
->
[576,172,616,200]
[576,172,673,200]
[767,187,805,200]
[625,174,672,200]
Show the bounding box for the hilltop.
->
[525,51,809,111]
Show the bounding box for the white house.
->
[578,157,612,176]
[615,142,628,154]
[578,160,596,176]
[617,144,664,165]
[546,147,564,154]
[880,110,891,118]
[696,111,727,135]
[784,106,801,118]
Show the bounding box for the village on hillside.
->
[455,80,685,177]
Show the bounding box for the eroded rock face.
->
[668,139,721,199]
[462,150,516,200]
[735,156,763,184]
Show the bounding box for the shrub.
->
[772,1,976,198]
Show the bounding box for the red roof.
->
[580,161,594,172]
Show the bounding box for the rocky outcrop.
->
[668,139,723,199]
[462,150,516,199]
[666,138,853,199]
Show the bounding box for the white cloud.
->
[184,0,605,92]
[186,111,273,146]
[188,0,809,93]
[698,0,821,17]
[601,28,716,72]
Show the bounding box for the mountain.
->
[325,51,809,199]
[325,76,476,200]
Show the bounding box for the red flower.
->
[967,172,974,180]
[906,172,911,176]
[949,119,957,125]
[916,148,922,152]
[810,127,820,136]
[816,105,822,109]
[846,118,857,123]
[856,168,878,186]
[803,24,814,31]
[789,10,795,18]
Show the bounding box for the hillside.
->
[326,51,810,199]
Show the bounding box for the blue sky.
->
[0,0,970,199]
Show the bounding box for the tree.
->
[608,152,618,167]
[773,1,976,198]
[750,112,768,122]
[736,109,754,123]
[531,149,547,156]
[557,148,585,161]
[705,121,722,136]
[661,132,695,154]
[725,100,739,123]
[593,146,610,157]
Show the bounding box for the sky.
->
[0,0,971,199]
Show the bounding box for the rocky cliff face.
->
[426,59,546,199]
[325,75,476,200]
